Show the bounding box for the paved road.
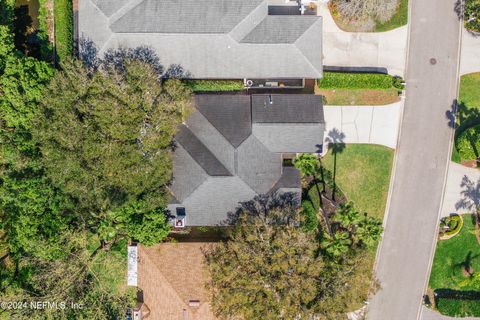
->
[366,0,461,319]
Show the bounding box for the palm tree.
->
[356,215,383,248]
[322,231,352,257]
[335,202,361,230]
[325,129,346,202]
[294,153,332,234]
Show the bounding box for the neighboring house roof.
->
[168,94,325,226]
[137,243,217,320]
[78,0,323,78]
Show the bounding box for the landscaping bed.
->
[328,0,408,32]
[429,215,480,317]
[439,214,463,240]
[317,72,402,106]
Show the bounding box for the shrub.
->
[435,289,480,317]
[439,215,463,237]
[301,200,318,232]
[54,0,73,62]
[464,0,480,33]
[455,124,480,160]
[318,72,395,89]
[186,80,244,92]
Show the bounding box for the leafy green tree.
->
[293,153,319,177]
[32,59,192,242]
[0,173,73,260]
[464,0,480,33]
[204,196,325,320]
[1,231,136,320]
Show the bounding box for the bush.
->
[435,289,480,317]
[455,124,480,160]
[464,0,480,33]
[301,200,318,232]
[439,215,463,237]
[318,72,396,89]
[186,80,244,92]
[54,0,73,62]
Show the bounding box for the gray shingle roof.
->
[195,95,251,148]
[269,166,301,193]
[92,0,130,17]
[185,110,235,174]
[241,16,318,44]
[168,94,324,225]
[169,144,208,202]
[252,94,325,123]
[175,125,232,176]
[110,0,264,34]
[79,0,323,78]
[252,123,325,153]
[236,135,282,194]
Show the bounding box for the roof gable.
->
[110,0,264,33]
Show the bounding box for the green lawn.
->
[429,215,480,291]
[374,0,409,32]
[321,144,394,219]
[453,73,480,163]
[459,73,480,109]
[317,72,402,106]
[54,0,73,62]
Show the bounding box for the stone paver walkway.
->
[323,101,403,149]
[318,2,408,77]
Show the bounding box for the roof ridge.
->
[108,0,145,25]
[138,245,188,310]
[229,0,267,42]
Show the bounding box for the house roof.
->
[137,243,217,320]
[168,94,325,226]
[78,0,323,78]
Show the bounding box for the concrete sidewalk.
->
[318,2,408,77]
[441,161,480,218]
[460,29,480,75]
[323,101,402,149]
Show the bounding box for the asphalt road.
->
[366,0,461,319]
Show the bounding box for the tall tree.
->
[32,59,192,242]
[204,195,325,320]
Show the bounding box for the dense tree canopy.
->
[464,0,480,33]
[32,59,191,242]
[0,9,192,316]
[204,195,382,320]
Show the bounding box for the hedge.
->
[187,80,244,92]
[54,0,73,62]
[455,124,480,160]
[318,72,399,89]
[435,289,480,317]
